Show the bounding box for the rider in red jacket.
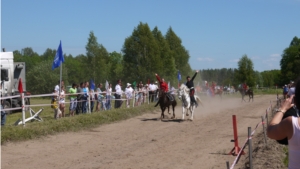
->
[155,74,168,92]
[243,82,248,92]
[154,73,171,107]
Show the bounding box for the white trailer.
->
[1,51,30,114]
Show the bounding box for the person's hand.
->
[155,73,157,76]
[196,70,199,73]
[280,95,294,113]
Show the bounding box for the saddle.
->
[166,93,174,101]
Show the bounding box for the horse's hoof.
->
[188,119,193,121]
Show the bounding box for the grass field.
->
[1,97,157,144]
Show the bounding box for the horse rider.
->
[154,73,173,107]
[242,82,248,93]
[186,70,199,107]
[211,81,216,97]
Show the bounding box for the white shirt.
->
[288,117,300,169]
[59,90,65,103]
[149,84,156,91]
[115,84,122,95]
[151,84,158,91]
[54,85,59,92]
[125,87,134,99]
[170,87,175,95]
[106,87,112,96]
[90,90,95,100]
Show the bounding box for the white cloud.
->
[251,56,260,60]
[229,59,239,63]
[197,57,214,62]
[270,53,280,58]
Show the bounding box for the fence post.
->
[266,109,269,125]
[226,161,230,169]
[248,127,253,169]
[147,89,149,105]
[261,116,267,147]
[21,93,26,126]
[228,115,245,156]
[133,91,135,108]
[88,94,91,113]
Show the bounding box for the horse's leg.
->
[189,106,194,121]
[160,106,165,120]
[167,105,171,114]
[242,94,246,102]
[186,103,190,116]
[171,104,175,119]
[182,106,185,120]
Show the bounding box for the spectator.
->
[1,99,6,126]
[137,83,144,105]
[170,86,176,96]
[125,83,134,108]
[96,83,105,111]
[59,85,66,117]
[85,81,90,112]
[105,83,112,110]
[288,82,295,98]
[114,79,122,108]
[51,89,61,119]
[90,87,95,112]
[76,82,83,115]
[143,84,149,103]
[54,80,64,93]
[148,81,156,102]
[267,77,300,168]
[154,81,159,101]
[68,83,77,116]
[283,85,289,99]
[81,83,88,113]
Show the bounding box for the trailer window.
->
[1,69,9,81]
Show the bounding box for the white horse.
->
[177,84,203,121]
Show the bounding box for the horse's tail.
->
[195,95,204,107]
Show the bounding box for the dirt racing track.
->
[2,95,276,169]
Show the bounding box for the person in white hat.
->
[125,83,134,108]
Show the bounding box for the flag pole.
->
[58,61,62,108]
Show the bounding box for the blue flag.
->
[90,79,95,90]
[52,41,64,70]
[177,71,181,81]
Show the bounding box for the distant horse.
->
[239,88,254,102]
[156,89,177,120]
[214,88,223,99]
[177,84,203,121]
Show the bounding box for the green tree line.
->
[11,22,299,94]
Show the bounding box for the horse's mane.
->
[179,84,189,92]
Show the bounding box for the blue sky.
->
[1,0,300,72]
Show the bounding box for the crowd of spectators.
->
[51,79,162,119]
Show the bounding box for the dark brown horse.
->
[157,89,177,120]
[214,89,223,99]
[239,88,254,102]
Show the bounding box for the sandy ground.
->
[1,95,280,169]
